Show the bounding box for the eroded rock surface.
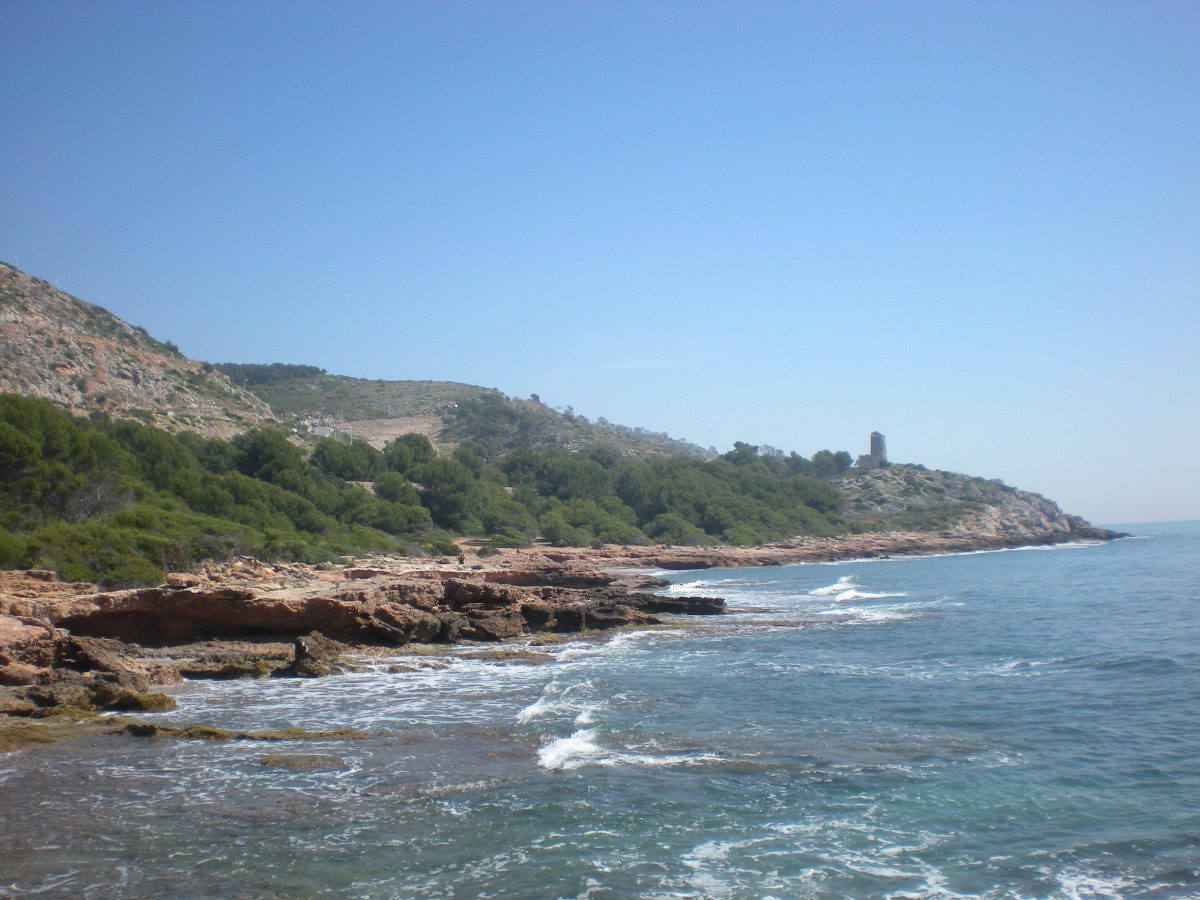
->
[0,515,1125,724]
[0,556,723,717]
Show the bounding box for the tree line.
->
[0,393,854,586]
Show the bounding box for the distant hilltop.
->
[0,262,273,438]
[212,362,714,460]
[0,261,711,458]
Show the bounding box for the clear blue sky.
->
[2,1,1197,525]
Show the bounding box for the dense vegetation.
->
[0,393,854,586]
[0,394,432,586]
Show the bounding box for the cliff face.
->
[0,263,274,438]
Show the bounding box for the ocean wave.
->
[809,575,860,596]
[516,677,607,726]
[807,575,909,604]
[1053,869,1137,900]
[536,728,723,771]
[833,588,910,602]
[515,693,568,724]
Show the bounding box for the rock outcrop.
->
[0,513,1125,723]
[835,464,1122,541]
[0,262,274,437]
[0,557,723,716]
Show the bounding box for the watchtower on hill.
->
[855,431,888,470]
[870,431,887,463]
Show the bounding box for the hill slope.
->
[0,263,273,437]
[216,362,714,458]
[0,260,1118,566]
[836,464,1117,541]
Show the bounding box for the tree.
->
[384,433,436,477]
[811,449,852,479]
[233,428,307,484]
[311,437,384,481]
[373,471,419,506]
[413,457,479,530]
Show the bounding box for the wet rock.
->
[124,722,368,741]
[620,593,727,616]
[286,631,347,677]
[436,611,469,643]
[65,635,154,692]
[259,753,346,770]
[87,681,177,712]
[0,688,38,717]
[157,642,295,679]
[25,677,97,712]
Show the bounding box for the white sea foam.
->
[517,677,608,727]
[833,588,910,602]
[809,575,860,596]
[683,840,735,866]
[816,605,916,625]
[1054,869,1136,900]
[555,629,662,663]
[807,575,909,603]
[537,729,605,769]
[536,728,724,771]
[515,694,563,724]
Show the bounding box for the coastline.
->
[501,521,1128,571]
[0,524,1125,749]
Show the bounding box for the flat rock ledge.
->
[0,522,1124,733]
[0,557,722,721]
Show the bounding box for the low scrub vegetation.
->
[1,393,852,586]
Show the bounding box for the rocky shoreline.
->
[0,523,1125,749]
[0,555,723,722]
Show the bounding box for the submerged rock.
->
[259,753,347,770]
[123,722,368,741]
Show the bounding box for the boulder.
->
[364,603,443,645]
[460,611,526,642]
[286,631,347,677]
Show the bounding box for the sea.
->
[1,521,1198,900]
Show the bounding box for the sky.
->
[1,1,1197,526]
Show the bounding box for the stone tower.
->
[870,431,887,462]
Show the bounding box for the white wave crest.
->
[537,729,723,771]
[816,605,915,625]
[516,694,565,724]
[834,588,909,602]
[537,729,605,770]
[809,575,859,596]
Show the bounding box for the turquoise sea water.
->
[2,522,1198,899]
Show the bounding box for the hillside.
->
[836,464,1115,541]
[216,362,715,458]
[0,263,273,437]
[0,260,1120,590]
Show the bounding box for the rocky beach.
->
[0,515,1124,752]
